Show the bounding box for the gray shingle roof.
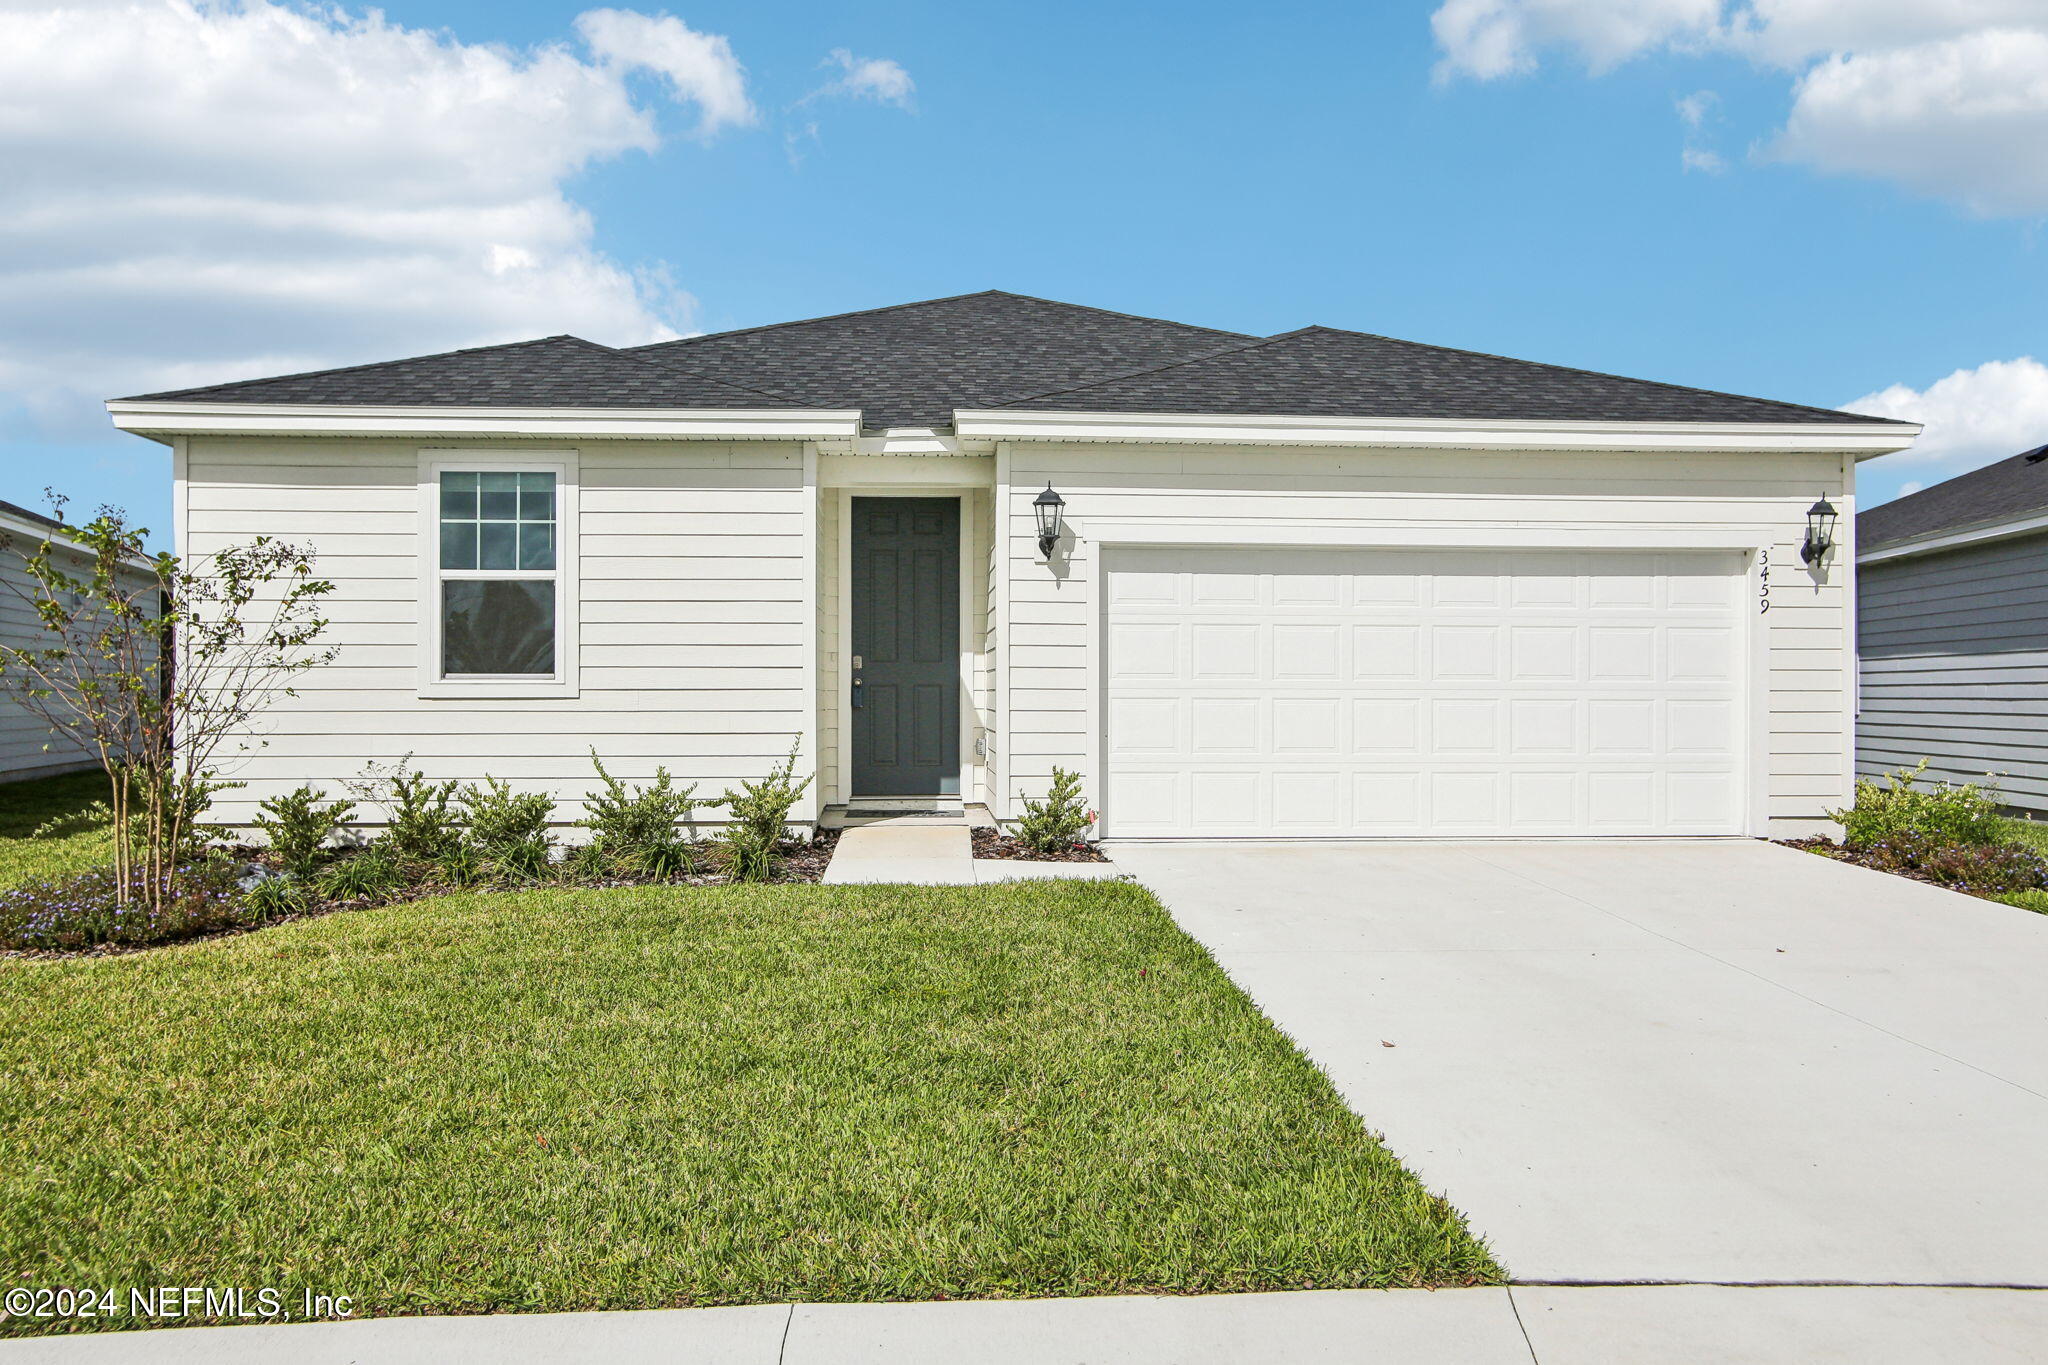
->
[1859,445,2048,551]
[629,291,1253,429]
[121,292,1908,431]
[1001,326,1896,425]
[124,335,805,408]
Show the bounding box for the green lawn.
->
[1997,817,2048,914]
[0,880,1496,1332]
[0,769,112,886]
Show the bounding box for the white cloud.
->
[1844,356,2048,473]
[805,48,916,109]
[1682,147,1727,173]
[1430,0,2048,214]
[0,1,755,436]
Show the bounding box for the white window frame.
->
[416,449,580,699]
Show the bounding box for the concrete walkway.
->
[821,821,1124,885]
[9,1286,2047,1363]
[1108,838,2048,1286]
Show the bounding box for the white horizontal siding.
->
[999,443,1853,838]
[183,436,813,825]
[0,537,156,783]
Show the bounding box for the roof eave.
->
[1859,507,2048,565]
[106,400,863,443]
[954,408,1922,454]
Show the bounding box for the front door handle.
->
[851,676,864,709]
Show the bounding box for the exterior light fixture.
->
[1034,482,1066,559]
[1800,495,1839,567]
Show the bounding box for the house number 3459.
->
[1758,546,1771,613]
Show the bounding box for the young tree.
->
[0,494,336,912]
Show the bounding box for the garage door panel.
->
[1104,547,1746,838]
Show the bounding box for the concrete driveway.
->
[1108,838,2048,1286]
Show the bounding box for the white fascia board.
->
[105,401,863,442]
[953,408,1922,455]
[1858,509,2048,565]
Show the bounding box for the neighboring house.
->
[1856,445,2048,813]
[106,292,1918,838]
[0,498,158,783]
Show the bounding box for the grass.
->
[1995,816,2048,914]
[0,769,113,886]
[0,880,1496,1333]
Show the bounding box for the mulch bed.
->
[971,827,1109,863]
[3,830,843,962]
[1775,835,2033,902]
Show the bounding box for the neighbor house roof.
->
[121,290,1910,431]
[1859,444,2048,553]
[124,335,806,409]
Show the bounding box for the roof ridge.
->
[992,329,1313,408]
[636,290,1250,352]
[121,334,594,401]
[1297,325,1912,426]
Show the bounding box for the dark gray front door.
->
[851,497,960,796]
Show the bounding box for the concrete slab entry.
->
[1108,839,2048,1287]
[781,1288,1534,1365]
[1513,1285,2048,1365]
[820,823,975,884]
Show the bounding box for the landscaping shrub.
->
[1851,831,2048,897]
[242,873,313,922]
[1830,761,2007,850]
[434,842,486,888]
[459,777,556,881]
[317,846,406,902]
[0,861,251,951]
[716,742,812,883]
[576,751,701,879]
[1013,767,1094,853]
[378,768,464,863]
[251,785,356,876]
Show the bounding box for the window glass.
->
[442,580,554,676]
[440,470,555,572]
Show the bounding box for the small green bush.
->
[435,842,485,888]
[716,742,812,883]
[1830,761,2007,849]
[577,751,700,879]
[317,847,405,902]
[355,765,463,863]
[251,785,356,876]
[460,777,556,881]
[1013,767,1093,852]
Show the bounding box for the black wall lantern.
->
[1034,482,1066,558]
[1800,495,1839,567]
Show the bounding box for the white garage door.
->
[1104,547,1748,838]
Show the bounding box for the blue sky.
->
[5,1,2045,549]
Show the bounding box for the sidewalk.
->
[6,1286,2046,1364]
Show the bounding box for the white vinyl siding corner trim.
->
[415,449,580,700]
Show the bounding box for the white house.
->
[0,497,160,783]
[106,292,1918,838]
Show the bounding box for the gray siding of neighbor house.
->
[1858,531,2048,812]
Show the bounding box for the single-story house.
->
[1856,444,2048,813]
[0,497,160,783]
[106,292,1918,838]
